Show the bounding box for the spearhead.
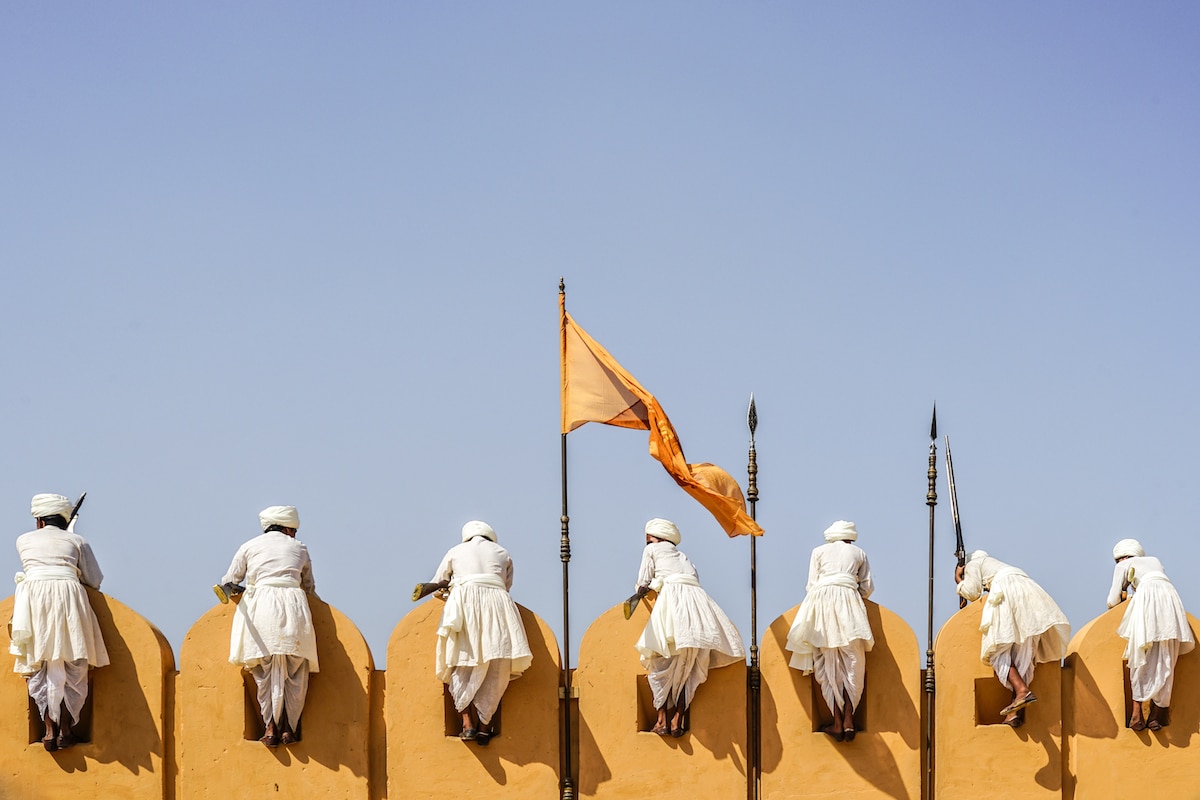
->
[930,404,937,442]
[747,393,758,439]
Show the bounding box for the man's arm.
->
[77,540,104,589]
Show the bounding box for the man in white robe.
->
[786,520,874,742]
[432,521,532,745]
[11,493,109,751]
[634,518,744,737]
[955,550,1070,727]
[222,505,318,747]
[1107,538,1195,730]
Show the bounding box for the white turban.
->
[1113,538,1144,560]
[31,493,73,520]
[259,505,300,531]
[645,518,681,545]
[965,549,988,564]
[823,520,858,542]
[462,521,497,543]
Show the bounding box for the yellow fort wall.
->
[6,589,1200,798]
[934,601,1064,799]
[0,588,174,800]
[760,600,922,800]
[1063,605,1200,799]
[175,596,375,799]
[575,597,748,799]
[385,597,563,799]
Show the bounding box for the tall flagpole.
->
[924,405,938,800]
[745,395,761,800]
[559,278,576,800]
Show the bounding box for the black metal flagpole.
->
[924,405,938,800]
[559,279,576,800]
[746,394,761,800]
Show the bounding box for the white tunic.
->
[10,527,109,674]
[1107,556,1195,670]
[957,554,1070,667]
[433,538,532,683]
[222,531,319,670]
[786,541,875,673]
[634,541,744,668]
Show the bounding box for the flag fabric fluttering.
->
[560,294,763,537]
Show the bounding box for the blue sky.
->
[3,3,1198,668]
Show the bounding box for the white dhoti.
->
[436,574,532,725]
[229,577,318,724]
[250,655,310,724]
[786,573,874,712]
[635,574,744,711]
[1118,572,1195,706]
[10,568,109,724]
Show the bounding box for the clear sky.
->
[4,3,1198,669]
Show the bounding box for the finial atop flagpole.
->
[559,277,565,294]
[748,393,758,438]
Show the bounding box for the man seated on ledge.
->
[222,505,318,747]
[431,521,532,746]
[12,493,109,752]
[1107,538,1195,731]
[956,550,1070,728]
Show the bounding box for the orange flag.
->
[560,293,763,537]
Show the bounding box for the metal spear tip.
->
[930,404,937,441]
[747,393,758,436]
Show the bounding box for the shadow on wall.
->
[260,598,373,775]
[760,601,920,800]
[61,590,170,775]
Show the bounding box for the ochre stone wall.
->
[1064,605,1200,799]
[0,589,174,800]
[175,596,374,799]
[760,600,921,800]
[575,597,749,799]
[385,597,562,799]
[6,589,1200,798]
[934,601,1064,799]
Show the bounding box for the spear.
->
[924,405,937,800]
[745,394,761,800]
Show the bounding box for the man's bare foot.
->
[1148,703,1169,730]
[260,720,280,747]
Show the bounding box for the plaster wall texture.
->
[1064,604,1200,800]
[0,588,174,800]
[760,600,922,800]
[575,598,748,799]
[934,601,1064,799]
[385,597,562,800]
[175,596,374,799]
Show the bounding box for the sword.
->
[69,492,87,522]
[944,435,969,609]
[944,436,965,567]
